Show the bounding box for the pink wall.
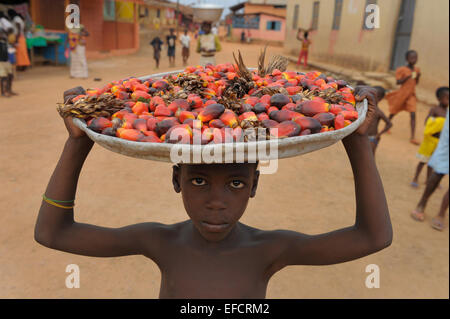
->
[232,14,285,42]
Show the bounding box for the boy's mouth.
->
[201,221,230,233]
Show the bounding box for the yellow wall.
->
[244,4,286,18]
[409,0,449,90]
[285,0,449,90]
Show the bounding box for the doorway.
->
[390,0,416,70]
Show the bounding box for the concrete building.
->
[229,0,287,43]
[138,0,193,31]
[30,0,141,59]
[284,0,449,91]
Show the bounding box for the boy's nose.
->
[205,188,227,210]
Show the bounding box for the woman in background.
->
[68,25,89,79]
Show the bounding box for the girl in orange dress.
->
[385,50,421,145]
[296,29,311,67]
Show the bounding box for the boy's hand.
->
[63,86,86,104]
[351,86,378,136]
[62,86,90,141]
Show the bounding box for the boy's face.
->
[407,52,418,65]
[202,23,211,34]
[173,163,259,242]
[439,91,449,107]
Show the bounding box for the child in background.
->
[35,86,392,298]
[197,21,221,67]
[180,29,190,66]
[411,87,449,187]
[150,36,163,69]
[385,50,421,145]
[0,30,13,98]
[366,86,393,155]
[166,28,176,67]
[296,29,312,68]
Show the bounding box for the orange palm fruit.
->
[298,100,330,117]
[313,112,335,126]
[138,134,162,143]
[87,117,112,132]
[132,101,149,115]
[293,116,322,133]
[119,129,144,141]
[197,103,225,122]
[166,124,193,144]
[270,121,301,138]
[238,111,257,122]
[132,118,147,131]
[334,114,345,130]
[219,109,239,128]
[131,90,151,101]
[154,105,173,117]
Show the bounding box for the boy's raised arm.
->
[271,87,392,269]
[34,89,165,259]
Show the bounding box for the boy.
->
[197,22,221,67]
[385,50,421,145]
[411,87,449,187]
[35,87,392,298]
[0,28,13,98]
[150,36,163,69]
[180,29,190,66]
[166,28,176,67]
[367,86,393,155]
[411,109,449,231]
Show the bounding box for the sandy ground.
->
[0,41,448,299]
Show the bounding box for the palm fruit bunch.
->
[57,51,357,144]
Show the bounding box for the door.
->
[390,0,416,70]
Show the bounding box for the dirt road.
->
[0,41,448,298]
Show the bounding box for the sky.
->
[168,0,243,19]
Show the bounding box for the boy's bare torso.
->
[147,221,281,299]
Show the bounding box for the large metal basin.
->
[192,4,224,22]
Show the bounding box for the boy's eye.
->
[191,178,206,186]
[230,180,245,189]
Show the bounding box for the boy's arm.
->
[270,87,392,269]
[34,89,166,259]
[376,109,393,138]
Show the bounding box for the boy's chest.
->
[157,247,272,298]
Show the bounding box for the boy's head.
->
[373,86,386,102]
[405,50,418,65]
[202,22,212,34]
[436,87,449,107]
[304,31,309,39]
[169,28,174,35]
[172,163,260,242]
[184,29,188,35]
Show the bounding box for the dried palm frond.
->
[217,94,242,112]
[233,51,253,82]
[257,46,268,76]
[264,55,289,75]
[168,73,205,96]
[57,94,125,119]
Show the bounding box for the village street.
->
[0,40,448,298]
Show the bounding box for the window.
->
[332,0,343,30]
[267,21,282,31]
[292,4,299,30]
[311,1,320,30]
[157,9,161,18]
[362,0,377,30]
[103,0,116,21]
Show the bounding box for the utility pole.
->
[176,0,180,37]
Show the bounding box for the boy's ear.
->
[172,165,181,193]
[250,170,260,198]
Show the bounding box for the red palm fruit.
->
[197,103,225,122]
[160,134,166,142]
[166,124,193,144]
[121,120,134,129]
[211,128,226,144]
[119,129,144,141]
[132,101,149,115]
[116,127,124,137]
[204,99,217,107]
[272,69,282,76]
[260,94,271,105]
[187,94,203,108]
[341,104,356,112]
[209,119,226,128]
[270,93,290,108]
[101,127,116,137]
[152,79,169,90]
[320,126,329,133]
[131,90,151,101]
[286,86,301,95]
[344,120,352,127]
[245,96,259,106]
[169,99,190,113]
[341,110,359,121]
[201,127,215,144]
[219,109,239,128]
[123,113,138,122]
[313,112,335,126]
[203,88,216,99]
[146,117,160,131]
[124,101,136,108]
[226,72,237,80]
[270,110,298,122]
[342,93,356,106]
[142,130,159,138]
[257,112,269,121]
[314,78,326,87]
[183,118,203,130]
[133,83,149,92]
[329,104,344,115]
[132,118,147,131]
[261,119,279,129]
[239,103,253,113]
[138,114,152,121]
[270,121,301,138]
[312,96,326,103]
[232,127,243,142]
[87,117,112,132]
[293,116,322,133]
[334,114,345,130]
[254,102,268,114]
[287,78,299,86]
[155,118,177,136]
[282,103,296,111]
[115,91,130,100]
[150,96,165,111]
[267,106,279,116]
[154,105,173,117]
[300,129,312,136]
[238,111,258,122]
[138,135,162,143]
[72,94,86,102]
[178,110,195,123]
[299,100,330,117]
